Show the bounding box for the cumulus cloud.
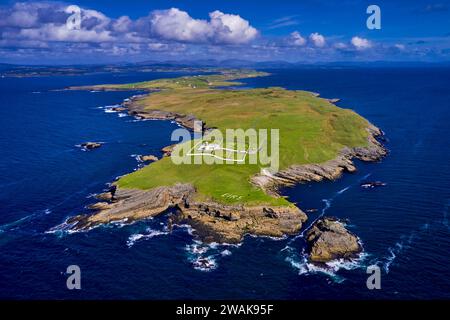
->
[150,8,211,42]
[351,36,372,50]
[18,24,113,42]
[209,10,258,44]
[0,3,114,44]
[150,8,258,44]
[112,16,132,33]
[0,2,258,60]
[289,31,306,46]
[309,32,326,47]
[0,2,66,28]
[0,2,438,63]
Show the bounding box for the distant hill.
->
[1,59,449,77]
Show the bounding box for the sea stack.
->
[305,217,362,263]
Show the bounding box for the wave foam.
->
[284,246,367,282]
[127,227,169,247]
[185,239,236,272]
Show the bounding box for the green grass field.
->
[105,71,371,206]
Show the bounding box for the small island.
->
[65,70,386,252]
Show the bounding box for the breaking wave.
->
[376,222,431,274]
[284,246,368,283]
[127,227,169,247]
[281,176,373,279]
[185,240,238,272]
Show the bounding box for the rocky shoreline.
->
[123,94,204,132]
[68,86,204,132]
[251,123,387,195]
[67,183,307,244]
[62,85,387,261]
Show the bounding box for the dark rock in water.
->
[305,217,361,263]
[80,142,102,150]
[111,106,126,112]
[167,215,174,232]
[360,181,387,189]
[193,257,215,270]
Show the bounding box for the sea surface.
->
[0,67,449,299]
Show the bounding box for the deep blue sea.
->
[0,68,449,299]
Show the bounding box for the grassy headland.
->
[91,70,372,206]
[64,69,386,242]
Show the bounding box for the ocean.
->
[1,67,449,299]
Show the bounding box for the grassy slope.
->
[107,71,370,206]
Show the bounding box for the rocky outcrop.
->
[305,217,362,263]
[173,200,307,243]
[161,144,176,157]
[122,95,204,132]
[96,190,114,201]
[251,124,387,195]
[80,142,102,150]
[67,184,196,231]
[65,183,307,244]
[111,106,126,112]
[138,155,158,162]
[130,109,202,132]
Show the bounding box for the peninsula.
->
[65,70,386,247]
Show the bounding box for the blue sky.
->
[0,0,449,64]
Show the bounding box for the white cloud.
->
[17,24,113,42]
[149,8,257,44]
[309,32,326,47]
[208,10,258,44]
[1,2,426,62]
[112,16,132,33]
[289,31,306,46]
[351,36,372,50]
[0,4,257,48]
[150,8,211,42]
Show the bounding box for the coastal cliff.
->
[68,184,307,243]
[251,124,386,195]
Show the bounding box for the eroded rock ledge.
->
[124,96,203,132]
[251,124,387,195]
[305,217,362,263]
[67,183,307,244]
